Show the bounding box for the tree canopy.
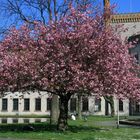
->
[0,7,140,130]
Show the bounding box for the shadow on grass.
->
[82,137,95,140]
[0,123,110,133]
[68,125,105,133]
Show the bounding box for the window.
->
[119,100,123,111]
[95,98,101,111]
[70,98,76,112]
[135,54,138,60]
[82,97,89,111]
[24,119,29,123]
[35,119,41,123]
[1,119,7,123]
[35,98,41,111]
[24,99,30,111]
[13,99,18,111]
[134,54,139,62]
[136,103,140,112]
[47,98,52,111]
[12,118,18,123]
[2,99,8,111]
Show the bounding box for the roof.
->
[111,13,140,23]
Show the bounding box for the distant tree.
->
[0,7,140,131]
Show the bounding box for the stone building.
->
[111,13,140,116]
[0,91,129,116]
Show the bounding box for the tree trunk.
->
[77,94,82,119]
[50,95,59,124]
[109,97,115,117]
[105,99,109,115]
[104,96,115,117]
[110,101,115,117]
[57,95,71,131]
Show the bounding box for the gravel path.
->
[94,120,140,128]
[94,120,116,127]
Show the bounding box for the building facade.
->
[111,13,140,116]
[0,91,129,116]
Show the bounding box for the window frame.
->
[13,98,19,111]
[70,98,77,112]
[82,97,89,112]
[24,98,30,111]
[35,98,41,111]
[95,98,101,112]
[2,98,8,111]
[119,100,124,112]
[47,98,52,111]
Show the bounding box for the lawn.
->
[0,116,139,140]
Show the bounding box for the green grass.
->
[0,116,139,140]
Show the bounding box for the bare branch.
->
[0,0,97,36]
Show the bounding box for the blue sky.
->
[0,0,140,30]
[110,0,140,13]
